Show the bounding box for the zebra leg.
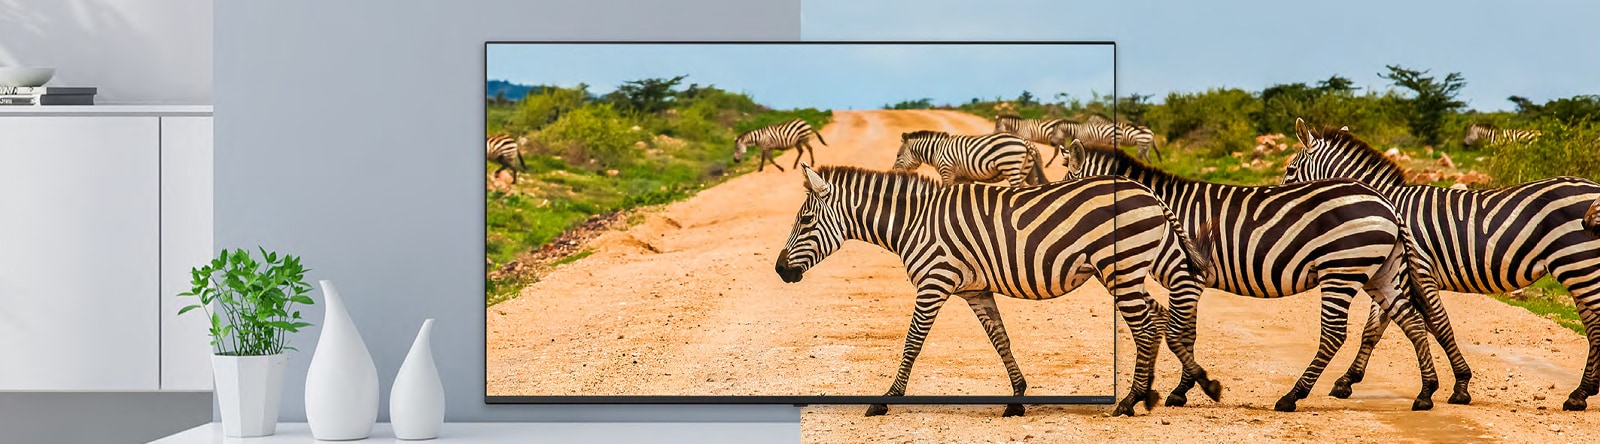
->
[1275,283,1356,412]
[960,292,1028,417]
[1567,304,1600,411]
[865,288,951,417]
[1110,284,1163,416]
[805,140,817,167]
[1162,284,1221,406]
[1368,276,1441,411]
[1553,259,1600,411]
[1331,299,1388,399]
[763,148,785,172]
[791,144,804,170]
[1417,285,1473,405]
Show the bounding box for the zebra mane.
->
[1468,122,1497,130]
[1081,144,1190,184]
[903,130,952,140]
[1309,126,1408,178]
[814,165,937,190]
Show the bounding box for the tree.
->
[1017,91,1037,107]
[1508,95,1540,114]
[1117,93,1153,125]
[1316,75,1357,94]
[493,90,507,106]
[604,75,688,114]
[1380,65,1466,146]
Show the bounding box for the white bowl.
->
[0,67,56,87]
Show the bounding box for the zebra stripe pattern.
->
[1059,140,1449,412]
[1054,120,1162,161]
[1286,118,1600,411]
[892,130,1046,187]
[734,118,828,172]
[774,164,1212,417]
[994,115,1066,145]
[1464,122,1542,147]
[486,134,524,184]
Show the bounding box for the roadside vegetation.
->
[485,76,830,304]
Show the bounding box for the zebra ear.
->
[1294,118,1316,150]
[801,163,832,197]
[901,132,910,142]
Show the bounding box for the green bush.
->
[506,85,589,134]
[1145,88,1260,156]
[537,103,638,169]
[1485,118,1600,187]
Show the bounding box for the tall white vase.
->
[390,319,444,440]
[305,280,379,440]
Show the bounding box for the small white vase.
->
[304,280,379,440]
[391,319,444,440]
[212,354,287,438]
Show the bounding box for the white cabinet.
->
[0,108,212,391]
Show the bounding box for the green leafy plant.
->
[177,248,315,356]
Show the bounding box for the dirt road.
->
[488,110,1599,442]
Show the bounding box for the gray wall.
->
[0,0,211,104]
[214,0,802,423]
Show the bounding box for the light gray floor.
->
[0,392,211,444]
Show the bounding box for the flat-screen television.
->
[484,42,1118,407]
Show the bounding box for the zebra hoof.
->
[1563,397,1587,411]
[1112,398,1138,417]
[1144,390,1161,410]
[1448,390,1472,405]
[1002,404,1025,417]
[1412,398,1434,411]
[1273,395,1298,413]
[864,404,889,417]
[1164,391,1188,407]
[1329,382,1354,399]
[1201,379,1224,402]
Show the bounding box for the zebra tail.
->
[1028,142,1049,185]
[1395,217,1440,326]
[1175,215,1215,285]
[813,128,829,146]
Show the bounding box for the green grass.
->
[551,249,594,267]
[1491,277,1585,335]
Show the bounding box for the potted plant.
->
[177,248,314,437]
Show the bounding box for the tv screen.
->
[485,42,1119,406]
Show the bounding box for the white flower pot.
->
[391,318,444,440]
[212,354,287,438]
[305,280,379,440]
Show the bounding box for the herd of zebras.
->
[762,115,1600,418]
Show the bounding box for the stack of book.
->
[0,86,96,106]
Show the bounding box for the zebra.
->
[774,163,1213,417]
[486,134,524,184]
[1285,118,1600,411]
[891,130,1047,187]
[1463,122,1542,147]
[1058,139,1452,412]
[734,118,828,172]
[1053,120,1162,162]
[994,115,1066,146]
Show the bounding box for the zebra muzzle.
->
[775,249,805,283]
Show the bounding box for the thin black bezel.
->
[484,40,1118,406]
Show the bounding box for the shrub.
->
[1145,88,1260,156]
[506,85,589,134]
[1380,65,1467,147]
[1485,118,1600,187]
[537,103,638,169]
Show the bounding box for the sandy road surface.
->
[487,110,1600,443]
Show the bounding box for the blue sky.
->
[487,44,1112,110]
[802,0,1600,111]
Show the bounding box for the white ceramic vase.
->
[304,280,379,440]
[212,354,287,437]
[390,319,444,440]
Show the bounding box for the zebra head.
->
[891,132,925,172]
[732,132,751,163]
[1463,123,1491,147]
[775,163,846,283]
[1284,117,1347,184]
[1047,122,1073,148]
[1057,139,1089,180]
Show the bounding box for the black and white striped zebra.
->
[1053,120,1162,162]
[774,164,1213,417]
[1463,122,1542,147]
[486,134,524,184]
[1059,139,1452,412]
[1286,118,1600,411]
[734,118,828,172]
[994,115,1066,146]
[891,130,1046,187]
